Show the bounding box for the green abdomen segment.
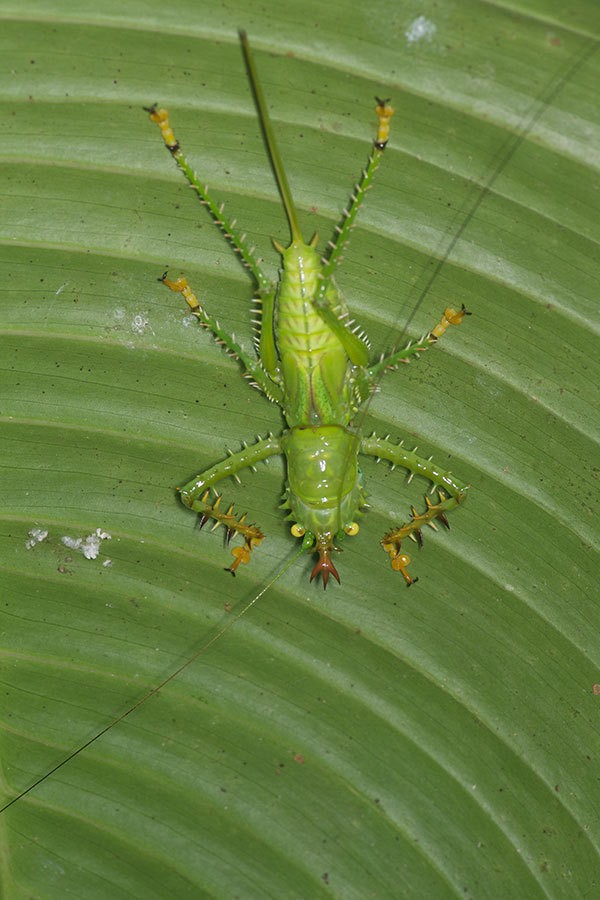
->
[281,425,364,546]
[278,242,351,427]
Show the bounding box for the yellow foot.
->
[196,491,264,572]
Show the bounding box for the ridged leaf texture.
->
[1,2,598,897]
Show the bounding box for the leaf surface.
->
[1,2,599,897]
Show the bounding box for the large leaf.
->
[1,1,599,896]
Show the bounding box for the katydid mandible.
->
[147,31,469,587]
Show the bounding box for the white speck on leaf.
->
[61,528,112,560]
[405,16,436,44]
[132,312,153,335]
[25,528,49,549]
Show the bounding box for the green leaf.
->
[1,2,599,897]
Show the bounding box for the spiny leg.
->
[367,306,470,382]
[146,104,272,296]
[147,103,284,398]
[180,434,282,573]
[160,274,283,404]
[317,99,393,302]
[360,435,469,585]
[309,100,394,366]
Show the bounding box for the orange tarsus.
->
[381,540,417,587]
[145,104,179,151]
[374,98,394,147]
[226,543,252,576]
[310,549,341,589]
[160,273,201,314]
[430,304,471,340]
[391,552,418,587]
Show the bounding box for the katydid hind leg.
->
[360,435,470,585]
[179,434,283,574]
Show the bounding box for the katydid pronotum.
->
[146,31,469,588]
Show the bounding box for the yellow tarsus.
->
[161,274,200,313]
[195,490,265,573]
[380,542,416,587]
[228,536,262,574]
[229,545,251,573]
[148,106,178,150]
[430,305,469,340]
[228,525,265,573]
[375,100,395,147]
[381,490,460,585]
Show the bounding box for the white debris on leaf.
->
[405,15,436,44]
[61,528,112,560]
[25,528,49,550]
[132,312,154,335]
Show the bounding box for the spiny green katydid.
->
[3,27,594,824]
[146,30,469,588]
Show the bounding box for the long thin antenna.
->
[240,30,303,243]
[335,35,598,543]
[383,36,597,353]
[0,544,306,814]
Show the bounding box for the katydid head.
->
[272,232,319,256]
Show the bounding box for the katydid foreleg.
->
[145,104,272,296]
